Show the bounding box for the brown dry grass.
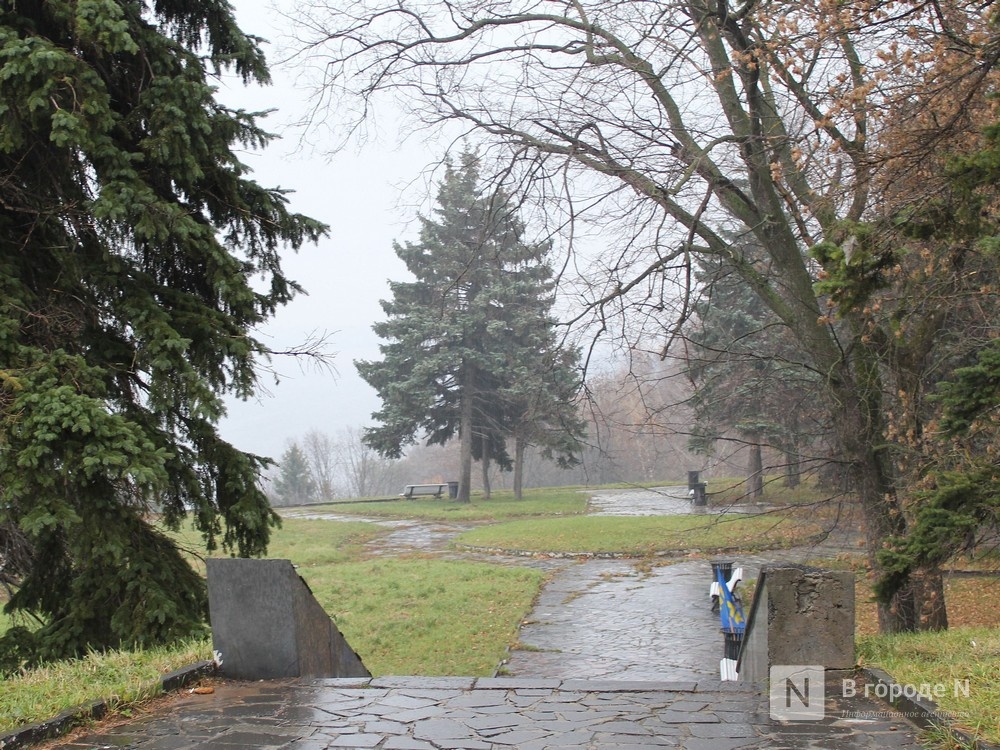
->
[855,573,997,636]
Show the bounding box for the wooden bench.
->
[400,483,449,499]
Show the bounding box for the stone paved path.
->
[49,675,922,749]
[42,489,927,749]
[588,487,694,516]
[503,488,864,683]
[502,559,720,682]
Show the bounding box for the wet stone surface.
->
[588,487,694,517]
[502,559,721,682]
[52,677,922,749]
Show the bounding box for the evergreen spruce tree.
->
[492,263,585,499]
[357,150,583,500]
[0,1,325,667]
[273,444,317,506]
[685,245,825,495]
[870,120,1000,612]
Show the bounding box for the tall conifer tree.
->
[273,444,317,506]
[685,244,825,495]
[357,150,583,500]
[0,1,325,665]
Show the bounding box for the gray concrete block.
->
[207,558,370,680]
[738,564,854,685]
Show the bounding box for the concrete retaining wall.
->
[207,558,370,681]
[738,564,854,684]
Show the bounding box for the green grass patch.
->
[2,556,542,729]
[266,518,383,566]
[0,637,211,733]
[170,517,384,575]
[303,487,589,522]
[299,558,544,676]
[857,627,1000,745]
[453,512,821,555]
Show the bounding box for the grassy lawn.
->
[0,638,213,733]
[706,475,854,511]
[857,626,1000,745]
[171,516,385,574]
[453,512,823,555]
[299,487,590,521]
[300,558,543,676]
[171,517,545,676]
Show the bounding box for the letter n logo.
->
[770,665,825,721]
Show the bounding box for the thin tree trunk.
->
[783,431,801,489]
[747,433,764,499]
[783,456,801,488]
[458,376,474,503]
[513,436,526,500]
[481,450,492,500]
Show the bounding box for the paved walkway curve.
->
[502,559,720,682]
[43,488,926,749]
[502,488,867,683]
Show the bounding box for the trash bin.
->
[447,481,459,499]
[722,629,744,660]
[687,470,700,490]
[711,560,734,583]
[692,481,707,506]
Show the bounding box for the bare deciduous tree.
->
[335,426,403,498]
[302,429,339,500]
[291,0,998,632]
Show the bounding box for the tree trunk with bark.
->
[912,567,949,631]
[458,374,474,503]
[829,365,917,632]
[747,434,764,499]
[513,436,526,500]
[481,447,492,500]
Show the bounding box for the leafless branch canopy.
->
[292,0,994,359]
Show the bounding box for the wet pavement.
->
[502,559,720,682]
[588,487,694,517]
[42,488,928,749]
[48,675,923,749]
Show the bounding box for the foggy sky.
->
[218,0,432,460]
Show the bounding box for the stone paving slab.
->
[48,676,922,750]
